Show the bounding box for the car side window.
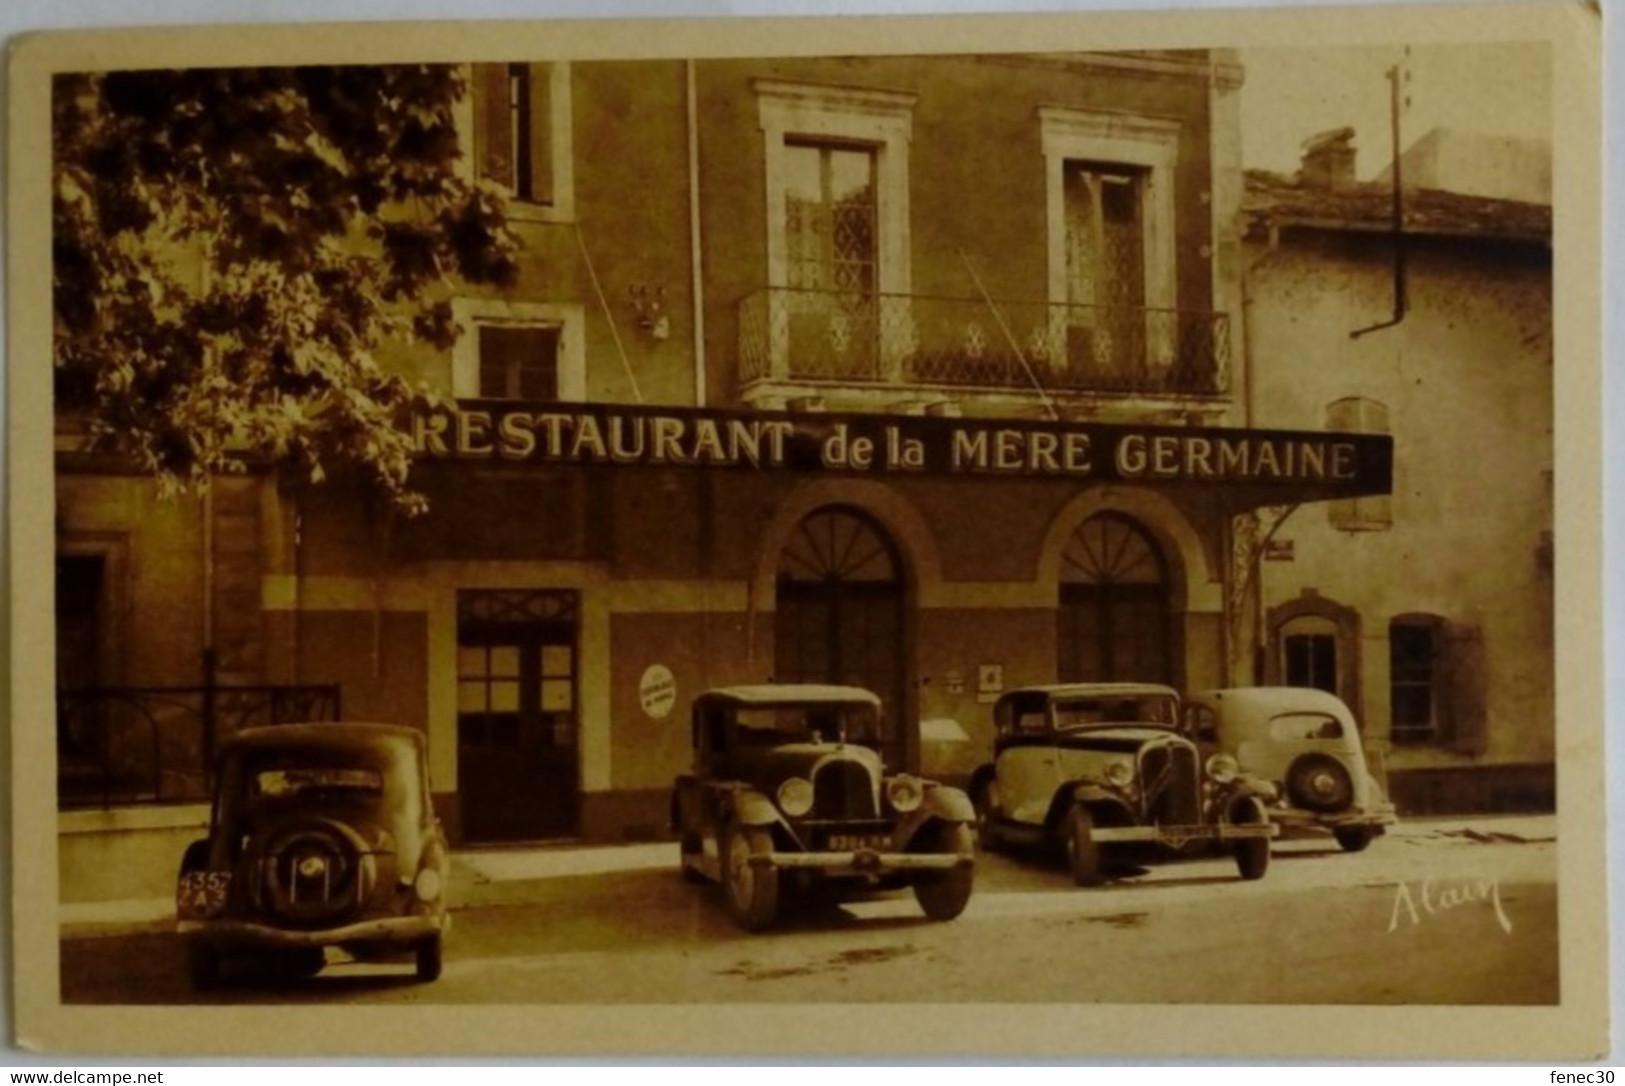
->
[1185,705,1217,742]
[1269,713,1343,741]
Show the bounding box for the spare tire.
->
[259,820,370,926]
[1285,754,1355,813]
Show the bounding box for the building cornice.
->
[752,78,919,120]
[979,51,1245,91]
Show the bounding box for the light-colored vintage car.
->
[175,723,451,987]
[670,684,976,931]
[969,683,1278,885]
[1186,687,1397,852]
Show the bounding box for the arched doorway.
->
[1057,512,1173,684]
[775,506,908,768]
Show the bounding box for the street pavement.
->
[58,815,1559,1007]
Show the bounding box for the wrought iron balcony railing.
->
[57,683,342,808]
[739,288,1230,398]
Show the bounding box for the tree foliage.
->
[53,65,521,513]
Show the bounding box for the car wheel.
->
[970,770,1002,854]
[1231,796,1271,880]
[187,942,221,990]
[1286,754,1355,813]
[415,934,443,982]
[721,825,779,932]
[1064,805,1104,887]
[1333,825,1376,853]
[678,832,707,883]
[913,823,975,921]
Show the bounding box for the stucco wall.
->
[56,473,210,687]
[1245,231,1552,769]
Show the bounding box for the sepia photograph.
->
[7,0,1607,1062]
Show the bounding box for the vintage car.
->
[1186,686,1398,852]
[175,722,450,987]
[670,684,976,931]
[969,683,1277,885]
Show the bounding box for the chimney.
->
[1298,126,1358,189]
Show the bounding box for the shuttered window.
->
[1326,398,1393,531]
[472,62,565,209]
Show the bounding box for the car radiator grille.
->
[1140,741,1201,826]
[812,760,878,820]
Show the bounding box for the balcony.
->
[738,288,1230,406]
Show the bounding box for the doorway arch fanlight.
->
[777,506,901,585]
[774,506,908,768]
[1058,511,1173,684]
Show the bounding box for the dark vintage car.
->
[175,723,451,987]
[969,683,1278,885]
[1186,687,1398,852]
[670,684,976,931]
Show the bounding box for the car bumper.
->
[178,913,444,949]
[753,850,971,876]
[1090,823,1278,844]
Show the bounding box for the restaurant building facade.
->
[57,51,1419,876]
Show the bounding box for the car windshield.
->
[734,703,881,746]
[1052,695,1178,730]
[252,766,384,798]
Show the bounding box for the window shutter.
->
[1326,397,1393,531]
[473,63,514,188]
[1444,623,1488,756]
[526,64,554,206]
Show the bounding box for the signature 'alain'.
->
[1388,877,1512,935]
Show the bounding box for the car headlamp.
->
[414,867,443,903]
[1206,753,1240,784]
[777,776,814,817]
[886,775,924,813]
[1103,758,1134,788]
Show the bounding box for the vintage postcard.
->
[7,1,1607,1062]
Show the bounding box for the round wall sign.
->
[639,664,677,720]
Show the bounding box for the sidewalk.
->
[57,813,1556,939]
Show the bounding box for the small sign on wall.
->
[1263,539,1296,561]
[976,663,1004,703]
[943,668,965,696]
[639,664,677,720]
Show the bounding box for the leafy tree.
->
[53,65,520,514]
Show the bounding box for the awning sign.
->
[411,402,1392,494]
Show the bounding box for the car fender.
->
[922,783,975,823]
[893,785,974,849]
[1228,775,1279,803]
[178,838,211,877]
[726,788,784,830]
[1054,784,1135,830]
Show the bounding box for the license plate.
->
[177,871,231,918]
[827,834,889,851]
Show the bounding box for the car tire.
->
[721,825,779,932]
[1064,805,1105,887]
[1333,825,1376,853]
[415,934,443,982]
[1231,796,1271,881]
[678,832,707,883]
[970,770,1003,854]
[1286,754,1355,813]
[913,823,975,921]
[187,942,221,990]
